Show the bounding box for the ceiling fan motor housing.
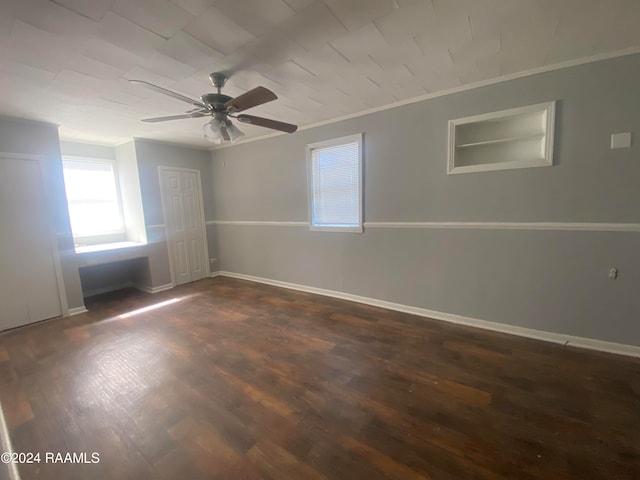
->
[201,93,233,111]
[203,72,233,111]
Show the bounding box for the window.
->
[62,158,126,245]
[307,133,363,232]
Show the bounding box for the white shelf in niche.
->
[448,101,556,174]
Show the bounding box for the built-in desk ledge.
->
[75,242,149,268]
[75,241,147,254]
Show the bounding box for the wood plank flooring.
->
[1,277,639,479]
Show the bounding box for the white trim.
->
[210,48,640,150]
[131,137,211,151]
[446,159,551,175]
[209,220,308,227]
[447,101,555,175]
[38,155,71,317]
[80,283,174,298]
[214,271,640,358]
[0,152,44,161]
[306,133,364,233]
[146,224,166,229]
[0,152,70,317]
[210,271,222,278]
[364,221,640,232]
[448,102,553,129]
[208,220,640,232]
[134,283,174,294]
[74,241,146,254]
[68,306,88,316]
[309,225,363,233]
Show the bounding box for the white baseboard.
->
[84,281,174,297]
[214,271,640,359]
[134,283,174,294]
[68,306,88,316]
[71,283,174,316]
[210,271,222,277]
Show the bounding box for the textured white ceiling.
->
[0,0,639,148]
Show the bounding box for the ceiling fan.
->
[129,72,297,144]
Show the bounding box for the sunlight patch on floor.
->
[117,297,184,319]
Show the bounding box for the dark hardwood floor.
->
[0,277,639,480]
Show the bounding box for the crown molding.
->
[132,137,211,151]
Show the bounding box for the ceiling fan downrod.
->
[209,72,227,95]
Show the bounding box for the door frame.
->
[0,152,69,317]
[158,166,211,286]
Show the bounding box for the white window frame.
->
[306,133,363,233]
[447,101,556,175]
[62,156,127,246]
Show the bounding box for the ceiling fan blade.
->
[141,112,208,123]
[224,86,277,112]
[236,114,297,133]
[129,79,206,108]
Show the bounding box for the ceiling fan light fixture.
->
[225,121,244,142]
[203,118,224,144]
[203,118,244,144]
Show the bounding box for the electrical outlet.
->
[609,267,618,279]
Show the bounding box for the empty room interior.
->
[1,1,640,479]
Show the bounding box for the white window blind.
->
[62,158,125,242]
[308,134,362,232]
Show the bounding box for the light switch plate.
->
[610,132,632,149]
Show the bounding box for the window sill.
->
[74,241,146,254]
[309,225,363,233]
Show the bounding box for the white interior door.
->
[160,168,208,286]
[0,154,64,331]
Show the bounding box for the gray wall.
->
[0,117,84,309]
[60,140,116,160]
[115,141,146,244]
[210,54,640,346]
